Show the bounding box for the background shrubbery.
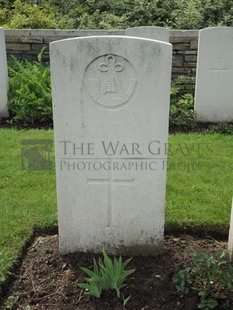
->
[1,0,233,29]
[7,56,233,133]
[7,54,196,128]
[7,51,52,124]
[170,76,195,130]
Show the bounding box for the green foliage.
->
[78,249,135,302]
[4,296,15,310]
[0,129,56,295]
[2,0,57,29]
[170,76,196,130]
[7,62,233,134]
[0,250,12,300]
[5,57,233,133]
[209,123,233,135]
[172,267,192,295]
[0,250,11,285]
[199,0,233,27]
[78,258,102,298]
[7,50,52,124]
[170,0,204,29]
[173,251,233,309]
[75,11,127,29]
[2,0,233,29]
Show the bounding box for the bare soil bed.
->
[0,117,224,134]
[0,235,229,310]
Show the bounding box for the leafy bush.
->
[170,0,204,29]
[2,0,58,29]
[7,50,52,124]
[173,251,233,309]
[7,60,232,134]
[6,66,195,130]
[170,76,196,130]
[2,0,233,29]
[199,0,233,27]
[78,249,135,304]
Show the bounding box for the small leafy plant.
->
[4,296,15,310]
[7,49,52,124]
[173,250,233,309]
[170,76,196,130]
[78,249,135,303]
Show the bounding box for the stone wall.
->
[5,29,199,78]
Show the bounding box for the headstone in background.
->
[0,28,8,118]
[50,36,172,256]
[125,26,170,42]
[195,27,233,122]
[228,198,233,261]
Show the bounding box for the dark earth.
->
[0,234,229,310]
[0,118,232,309]
[0,117,227,133]
[0,118,54,130]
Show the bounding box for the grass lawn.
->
[166,133,233,232]
[0,129,232,285]
[0,129,56,284]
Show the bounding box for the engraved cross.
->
[210,57,230,91]
[87,158,134,228]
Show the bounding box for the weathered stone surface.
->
[173,43,190,51]
[170,30,199,38]
[172,67,193,74]
[125,26,169,42]
[185,50,198,55]
[19,36,43,43]
[43,30,124,43]
[185,55,197,62]
[0,28,8,118]
[195,27,233,122]
[31,43,48,51]
[184,62,196,68]
[6,43,31,51]
[172,55,184,67]
[4,29,199,78]
[190,39,198,49]
[50,36,172,256]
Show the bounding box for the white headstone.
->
[50,36,172,256]
[195,27,233,122]
[0,28,8,118]
[125,26,170,42]
[228,198,233,261]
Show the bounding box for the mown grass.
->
[0,129,232,285]
[166,133,233,233]
[0,129,56,285]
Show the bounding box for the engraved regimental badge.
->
[84,54,137,109]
